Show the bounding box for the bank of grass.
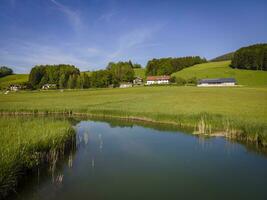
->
[172,61,267,86]
[0,74,29,89]
[0,116,75,198]
[0,86,266,146]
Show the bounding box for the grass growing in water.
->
[0,116,75,198]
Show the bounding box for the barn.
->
[197,78,236,87]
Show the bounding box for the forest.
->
[145,56,207,76]
[231,44,267,70]
[28,61,135,89]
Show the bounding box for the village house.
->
[9,84,21,91]
[42,84,57,90]
[197,78,236,87]
[146,75,171,85]
[119,82,133,88]
[133,77,143,85]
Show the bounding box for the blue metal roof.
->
[198,78,236,84]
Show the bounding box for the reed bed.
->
[0,116,75,198]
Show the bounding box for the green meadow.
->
[0,74,29,89]
[0,116,74,198]
[172,61,267,86]
[1,86,267,145]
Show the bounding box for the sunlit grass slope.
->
[0,74,29,89]
[172,61,267,86]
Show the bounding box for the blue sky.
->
[0,0,266,73]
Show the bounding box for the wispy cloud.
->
[0,39,92,73]
[50,0,82,31]
[98,10,116,22]
[107,25,162,60]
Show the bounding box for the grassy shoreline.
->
[0,86,266,146]
[0,116,75,199]
[1,108,266,147]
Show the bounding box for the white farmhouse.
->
[119,82,133,88]
[146,76,170,85]
[197,78,236,87]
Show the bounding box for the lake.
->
[10,119,267,200]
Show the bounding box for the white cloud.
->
[50,0,82,31]
[107,25,162,60]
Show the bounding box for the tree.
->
[82,74,91,88]
[67,75,77,89]
[145,56,207,76]
[28,64,80,89]
[231,44,267,71]
[133,63,142,68]
[59,74,67,88]
[76,75,82,89]
[0,66,13,77]
[107,61,135,83]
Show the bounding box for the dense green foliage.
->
[210,52,234,62]
[146,56,207,76]
[29,64,80,88]
[91,70,111,88]
[231,44,267,70]
[27,62,136,89]
[0,117,74,198]
[107,61,135,84]
[0,67,13,78]
[172,61,267,86]
[28,64,92,89]
[133,68,146,79]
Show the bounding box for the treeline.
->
[210,52,234,62]
[146,56,207,76]
[28,61,136,89]
[231,44,267,70]
[90,61,135,87]
[0,66,13,78]
[29,64,89,89]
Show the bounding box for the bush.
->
[175,77,186,85]
[186,77,197,85]
[0,67,13,78]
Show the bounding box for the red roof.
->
[147,75,171,81]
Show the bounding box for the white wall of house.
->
[146,80,169,85]
[119,84,132,88]
[197,82,235,87]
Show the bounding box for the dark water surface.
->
[11,119,267,200]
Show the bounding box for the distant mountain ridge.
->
[210,52,235,62]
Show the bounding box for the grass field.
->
[0,74,29,89]
[0,116,74,198]
[172,61,267,86]
[1,86,266,145]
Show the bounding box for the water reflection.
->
[9,118,267,200]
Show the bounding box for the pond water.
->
[10,119,267,200]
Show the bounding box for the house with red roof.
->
[146,75,171,85]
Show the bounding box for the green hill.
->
[0,74,29,89]
[210,52,235,62]
[134,68,146,79]
[172,61,267,86]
